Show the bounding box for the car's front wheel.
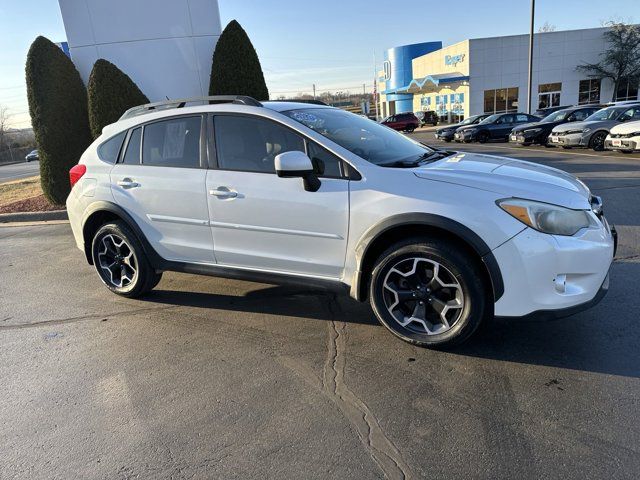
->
[369,239,486,347]
[91,221,159,298]
[590,132,607,151]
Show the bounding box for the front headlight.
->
[629,131,640,137]
[497,198,596,236]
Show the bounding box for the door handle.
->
[117,178,140,189]
[209,187,238,199]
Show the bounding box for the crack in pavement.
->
[321,298,412,479]
[0,305,178,331]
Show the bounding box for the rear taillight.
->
[69,164,87,188]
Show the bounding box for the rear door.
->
[110,115,214,263]
[205,114,349,278]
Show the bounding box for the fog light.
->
[554,274,567,293]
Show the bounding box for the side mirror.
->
[275,151,321,192]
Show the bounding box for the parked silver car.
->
[548,104,640,151]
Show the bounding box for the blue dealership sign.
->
[444,54,465,67]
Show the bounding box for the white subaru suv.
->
[66,96,616,347]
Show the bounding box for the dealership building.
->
[57,0,222,101]
[377,26,639,121]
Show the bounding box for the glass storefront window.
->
[484,90,495,113]
[538,83,562,109]
[578,79,600,104]
[615,78,639,101]
[484,88,518,113]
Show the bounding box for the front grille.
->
[610,132,636,139]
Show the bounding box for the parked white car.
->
[605,120,640,153]
[66,96,616,347]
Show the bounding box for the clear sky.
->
[0,0,636,128]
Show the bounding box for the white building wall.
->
[57,0,222,101]
[468,27,614,115]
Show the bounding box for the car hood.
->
[437,123,463,132]
[552,120,613,132]
[413,151,591,209]
[511,120,558,132]
[609,119,640,134]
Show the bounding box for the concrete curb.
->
[0,210,68,223]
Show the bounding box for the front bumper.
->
[605,138,639,151]
[492,219,615,318]
[509,132,540,145]
[548,132,589,147]
[453,130,475,142]
[435,130,455,141]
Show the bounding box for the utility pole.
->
[526,0,535,114]
[312,84,316,100]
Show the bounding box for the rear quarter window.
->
[97,132,126,163]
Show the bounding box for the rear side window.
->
[516,114,529,122]
[97,132,126,163]
[122,128,141,164]
[142,116,201,168]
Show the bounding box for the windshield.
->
[284,108,432,166]
[541,110,569,122]
[585,107,623,122]
[460,115,482,125]
[479,114,500,124]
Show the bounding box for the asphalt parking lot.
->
[2,139,640,479]
[0,160,40,184]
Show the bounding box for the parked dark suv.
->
[380,112,420,132]
[454,113,540,143]
[509,105,602,146]
[415,110,438,127]
[434,114,490,142]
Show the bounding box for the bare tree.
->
[0,105,11,151]
[538,22,556,33]
[577,22,640,101]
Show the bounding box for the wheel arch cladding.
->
[352,213,504,304]
[81,201,160,266]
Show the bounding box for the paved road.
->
[0,160,40,183]
[2,143,640,479]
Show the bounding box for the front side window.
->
[214,115,305,173]
[142,116,201,168]
[284,108,432,166]
[122,128,141,164]
[617,107,640,122]
[307,142,342,178]
[542,110,569,123]
[98,132,126,163]
[578,79,601,105]
[585,107,623,122]
[516,114,530,122]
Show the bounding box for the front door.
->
[110,115,214,264]
[206,114,349,279]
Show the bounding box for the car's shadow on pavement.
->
[143,261,639,378]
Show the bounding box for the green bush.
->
[88,59,149,138]
[209,20,269,100]
[25,36,92,205]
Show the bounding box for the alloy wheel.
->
[96,234,138,288]
[382,257,464,335]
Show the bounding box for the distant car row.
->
[25,149,38,162]
[432,101,640,153]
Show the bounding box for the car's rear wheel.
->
[590,132,607,151]
[369,238,486,347]
[91,221,157,298]
[621,150,634,154]
[477,131,489,143]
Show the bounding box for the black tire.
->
[477,131,490,143]
[544,143,555,148]
[369,238,486,348]
[590,131,607,152]
[621,150,634,154]
[562,146,572,149]
[91,221,156,298]
[443,138,452,142]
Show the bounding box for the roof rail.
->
[269,99,329,106]
[119,95,263,120]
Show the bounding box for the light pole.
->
[526,0,535,114]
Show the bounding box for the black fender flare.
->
[81,201,164,267]
[351,213,504,302]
